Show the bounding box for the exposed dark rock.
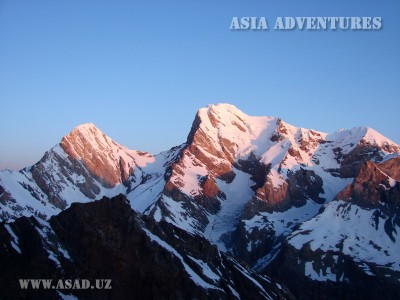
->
[380,156,400,181]
[266,241,400,300]
[0,216,75,300]
[336,159,400,210]
[232,168,325,268]
[248,168,324,214]
[159,182,221,233]
[0,195,291,300]
[1,105,400,300]
[235,153,271,191]
[329,144,386,178]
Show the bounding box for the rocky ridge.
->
[1,103,399,299]
[0,194,291,300]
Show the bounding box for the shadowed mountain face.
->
[0,195,291,300]
[266,157,400,300]
[1,103,399,299]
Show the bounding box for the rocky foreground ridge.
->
[0,194,291,299]
[1,103,399,299]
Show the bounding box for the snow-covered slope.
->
[265,155,400,299]
[1,103,399,300]
[0,124,178,221]
[289,200,400,274]
[60,123,156,188]
[2,104,398,248]
[145,104,399,262]
[0,195,291,299]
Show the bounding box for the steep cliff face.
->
[380,156,400,181]
[0,195,291,300]
[60,123,140,188]
[266,156,400,300]
[267,238,400,300]
[336,159,400,209]
[1,103,399,300]
[59,123,165,190]
[29,145,102,209]
[0,123,168,222]
[231,125,399,270]
[138,105,400,280]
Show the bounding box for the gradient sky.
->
[0,0,399,170]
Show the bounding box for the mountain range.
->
[1,103,399,299]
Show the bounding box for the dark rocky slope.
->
[0,194,291,300]
[265,157,400,300]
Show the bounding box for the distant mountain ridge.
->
[1,103,399,299]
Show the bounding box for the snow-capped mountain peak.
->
[0,123,159,221]
[194,103,278,160]
[327,126,399,154]
[1,103,400,299]
[61,123,154,188]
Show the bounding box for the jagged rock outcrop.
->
[0,195,292,300]
[30,146,101,209]
[265,157,400,300]
[267,239,400,300]
[1,103,399,300]
[380,156,400,181]
[0,123,171,222]
[336,159,400,209]
[60,123,141,188]
[224,121,399,273]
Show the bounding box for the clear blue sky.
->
[1,0,399,170]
